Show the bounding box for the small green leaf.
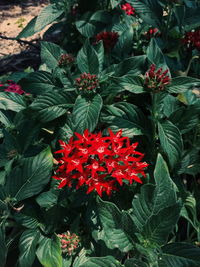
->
[36,235,62,267]
[17,17,37,38]
[18,229,40,267]
[72,94,103,134]
[158,120,183,169]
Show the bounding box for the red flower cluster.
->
[145,64,170,92]
[58,54,75,67]
[94,31,119,52]
[121,3,135,16]
[53,129,148,197]
[57,231,80,255]
[75,73,99,91]
[182,30,200,50]
[0,80,24,94]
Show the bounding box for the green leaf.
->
[125,258,149,267]
[5,147,53,202]
[93,41,104,73]
[110,0,121,9]
[36,190,58,210]
[167,77,200,93]
[114,27,133,54]
[101,102,148,137]
[128,0,163,28]
[75,11,111,37]
[34,4,64,32]
[80,256,122,267]
[77,39,100,75]
[19,71,55,95]
[19,229,40,267]
[17,17,37,38]
[158,120,183,169]
[30,91,74,122]
[111,75,145,94]
[0,222,7,267]
[168,106,200,134]
[72,94,103,134]
[97,197,135,252]
[0,92,26,112]
[36,235,62,267]
[40,42,65,70]
[142,202,181,245]
[132,154,178,231]
[147,38,167,69]
[159,243,200,267]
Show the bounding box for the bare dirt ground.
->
[0,0,49,55]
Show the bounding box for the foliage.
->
[0,0,200,266]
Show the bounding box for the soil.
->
[0,0,49,74]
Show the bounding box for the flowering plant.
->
[0,0,200,266]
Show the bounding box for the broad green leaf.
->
[93,41,104,73]
[167,77,200,93]
[79,256,122,267]
[111,75,145,94]
[178,149,200,176]
[19,71,55,95]
[97,197,135,252]
[101,102,148,137]
[17,17,37,38]
[72,94,103,134]
[183,7,200,31]
[30,91,74,122]
[77,39,100,75]
[0,92,26,112]
[128,0,163,28]
[113,55,146,77]
[114,27,133,54]
[158,121,183,169]
[5,147,53,202]
[142,202,181,245]
[159,243,200,267]
[169,106,200,134]
[147,38,167,70]
[40,42,65,70]
[0,111,14,128]
[132,154,177,231]
[19,229,40,267]
[125,258,149,267]
[0,222,7,267]
[75,11,111,37]
[36,235,62,267]
[36,190,58,209]
[34,4,64,32]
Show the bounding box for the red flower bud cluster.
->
[53,129,148,197]
[58,54,75,67]
[182,30,200,50]
[57,231,80,255]
[94,31,119,52]
[0,80,24,94]
[75,73,99,91]
[145,28,159,39]
[121,3,135,16]
[145,64,170,92]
